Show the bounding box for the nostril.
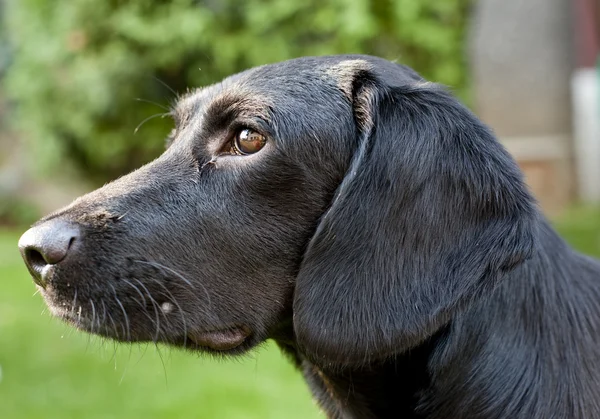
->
[22,245,51,287]
[18,220,81,287]
[25,247,48,269]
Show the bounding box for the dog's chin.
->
[41,290,254,355]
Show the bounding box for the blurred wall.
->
[470,0,574,215]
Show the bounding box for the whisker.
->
[133,278,163,342]
[117,210,130,221]
[99,299,108,342]
[85,300,97,353]
[135,342,151,367]
[106,309,118,338]
[122,278,147,307]
[154,343,169,386]
[90,300,97,334]
[134,260,193,288]
[109,284,131,341]
[153,76,178,97]
[134,260,211,309]
[105,308,120,358]
[134,97,170,111]
[133,112,169,135]
[147,278,188,348]
[111,283,158,344]
[32,289,40,297]
[116,297,131,341]
[70,289,78,319]
[119,343,134,385]
[66,325,76,338]
[110,338,119,371]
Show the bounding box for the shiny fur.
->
[22,55,600,418]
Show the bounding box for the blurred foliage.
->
[0,194,40,226]
[3,0,471,184]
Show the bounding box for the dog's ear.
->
[293,60,538,367]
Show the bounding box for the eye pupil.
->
[234,129,266,155]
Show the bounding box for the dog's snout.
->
[18,219,80,287]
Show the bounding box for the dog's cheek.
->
[38,150,331,343]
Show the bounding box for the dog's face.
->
[19,57,358,354]
[19,55,538,365]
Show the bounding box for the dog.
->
[18,55,600,418]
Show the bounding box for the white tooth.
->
[161,302,175,314]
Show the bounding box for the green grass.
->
[0,229,323,419]
[1,207,599,419]
[553,206,600,257]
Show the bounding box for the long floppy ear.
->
[293,61,538,367]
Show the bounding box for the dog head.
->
[18,55,538,364]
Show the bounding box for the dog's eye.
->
[232,129,266,155]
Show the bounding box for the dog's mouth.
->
[40,286,252,353]
[185,326,252,351]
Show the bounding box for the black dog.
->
[18,55,600,418]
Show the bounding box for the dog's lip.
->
[187,326,251,351]
[37,288,252,350]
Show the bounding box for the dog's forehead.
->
[172,55,382,117]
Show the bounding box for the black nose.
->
[18,219,80,288]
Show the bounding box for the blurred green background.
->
[0,0,598,418]
[2,0,469,185]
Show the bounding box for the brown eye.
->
[233,129,266,155]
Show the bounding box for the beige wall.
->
[469,0,574,215]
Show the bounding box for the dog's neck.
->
[275,220,600,419]
[276,333,442,418]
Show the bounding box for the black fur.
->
[20,55,600,418]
